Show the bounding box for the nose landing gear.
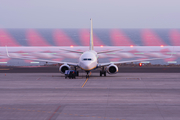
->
[86,71,90,78]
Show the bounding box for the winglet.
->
[5,46,10,57]
[90,18,94,50]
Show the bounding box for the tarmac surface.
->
[0,72,180,120]
[1,66,180,73]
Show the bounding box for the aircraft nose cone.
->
[81,62,94,70]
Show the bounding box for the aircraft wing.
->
[6,47,78,66]
[98,57,172,67]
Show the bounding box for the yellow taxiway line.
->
[81,72,91,88]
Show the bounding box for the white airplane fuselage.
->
[78,50,98,71]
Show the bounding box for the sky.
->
[0,0,180,28]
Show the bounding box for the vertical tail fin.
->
[90,19,94,50]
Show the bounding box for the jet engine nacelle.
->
[59,64,71,73]
[106,64,118,74]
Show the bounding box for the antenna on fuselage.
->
[90,18,94,50]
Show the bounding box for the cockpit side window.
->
[83,58,87,60]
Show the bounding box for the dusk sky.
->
[0,0,180,28]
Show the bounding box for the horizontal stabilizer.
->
[97,49,122,54]
[59,49,83,54]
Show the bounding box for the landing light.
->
[139,63,142,66]
[130,45,133,47]
[100,45,103,48]
[160,45,164,47]
[70,45,74,48]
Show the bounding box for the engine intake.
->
[59,64,71,73]
[106,64,118,74]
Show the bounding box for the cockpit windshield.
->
[83,58,92,61]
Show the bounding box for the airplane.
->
[6,19,172,78]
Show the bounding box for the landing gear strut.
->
[86,71,90,78]
[74,67,79,76]
[100,67,106,77]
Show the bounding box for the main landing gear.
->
[100,67,106,77]
[74,67,79,76]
